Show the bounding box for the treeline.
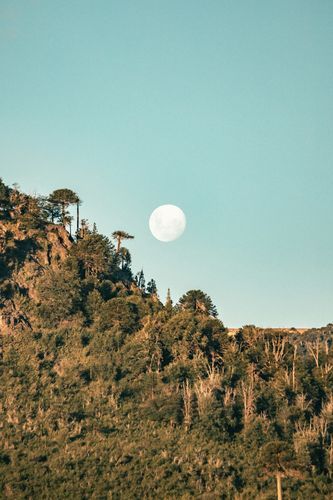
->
[0,180,80,234]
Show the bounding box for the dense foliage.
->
[0,179,332,499]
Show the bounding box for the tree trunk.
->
[117,237,121,253]
[61,202,65,226]
[292,344,297,391]
[276,472,283,500]
[76,202,80,235]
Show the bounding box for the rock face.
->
[0,219,72,333]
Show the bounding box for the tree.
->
[85,289,104,323]
[160,311,226,363]
[111,247,133,284]
[147,279,157,295]
[165,288,173,315]
[76,197,82,235]
[35,261,82,327]
[112,230,134,253]
[0,178,11,215]
[119,247,132,271]
[261,440,303,500]
[97,297,139,334]
[178,290,218,317]
[43,197,61,223]
[135,269,146,292]
[63,214,74,237]
[70,233,116,279]
[49,189,80,229]
[80,219,89,238]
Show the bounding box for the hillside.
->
[0,178,332,499]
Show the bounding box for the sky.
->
[1,0,332,327]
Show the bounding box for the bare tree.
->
[306,338,320,368]
[264,335,287,365]
[182,380,192,431]
[241,364,257,429]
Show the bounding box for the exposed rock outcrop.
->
[0,219,72,333]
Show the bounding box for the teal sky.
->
[1,1,332,327]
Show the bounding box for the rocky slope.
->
[0,217,72,333]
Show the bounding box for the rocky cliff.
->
[0,217,72,332]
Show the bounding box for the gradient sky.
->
[1,1,332,327]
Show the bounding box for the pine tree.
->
[135,269,146,292]
[178,290,218,317]
[165,288,173,315]
[147,279,157,295]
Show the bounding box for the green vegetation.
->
[49,188,81,234]
[0,178,332,499]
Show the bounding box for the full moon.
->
[149,205,186,242]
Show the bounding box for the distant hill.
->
[228,327,311,335]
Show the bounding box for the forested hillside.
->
[0,178,332,499]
